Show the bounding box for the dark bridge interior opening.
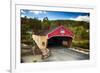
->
[47,36,72,48]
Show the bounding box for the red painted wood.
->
[47,25,74,39]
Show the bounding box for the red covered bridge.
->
[47,25,74,47]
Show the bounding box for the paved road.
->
[43,47,89,62]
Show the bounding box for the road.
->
[21,46,89,63]
[43,47,89,62]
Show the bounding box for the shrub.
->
[72,40,89,49]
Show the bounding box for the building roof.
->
[33,25,74,38]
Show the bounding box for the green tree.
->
[28,17,42,31]
[42,17,50,30]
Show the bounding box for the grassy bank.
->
[72,40,89,49]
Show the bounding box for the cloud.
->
[21,14,25,17]
[27,16,31,19]
[21,10,26,14]
[21,14,31,18]
[70,15,90,22]
[29,11,46,14]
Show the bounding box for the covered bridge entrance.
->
[47,36,72,47]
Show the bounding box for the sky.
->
[21,9,90,22]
